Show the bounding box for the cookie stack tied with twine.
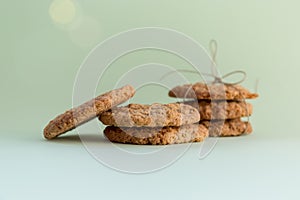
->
[99,103,208,145]
[169,82,258,136]
[168,40,258,137]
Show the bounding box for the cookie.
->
[201,118,252,137]
[43,85,135,139]
[99,103,200,127]
[169,82,258,100]
[103,124,208,145]
[184,100,252,120]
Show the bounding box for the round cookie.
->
[103,124,208,145]
[43,85,135,139]
[99,103,200,127]
[169,82,258,100]
[201,118,253,137]
[184,100,253,120]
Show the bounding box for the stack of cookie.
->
[169,82,258,137]
[43,83,258,144]
[99,103,208,145]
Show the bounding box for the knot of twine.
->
[160,40,247,85]
[208,39,246,85]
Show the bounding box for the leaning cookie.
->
[184,100,253,120]
[201,118,252,137]
[99,103,200,127]
[43,85,135,139]
[103,124,208,145]
[169,82,258,100]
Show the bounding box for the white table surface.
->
[1,127,299,200]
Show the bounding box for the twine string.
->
[209,40,249,134]
[160,40,247,85]
[159,40,252,135]
[160,69,246,85]
[209,39,218,78]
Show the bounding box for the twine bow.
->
[160,40,247,85]
[208,39,246,85]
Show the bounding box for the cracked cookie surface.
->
[184,100,252,120]
[201,118,252,137]
[169,83,258,100]
[99,103,200,127]
[44,85,135,139]
[104,124,208,145]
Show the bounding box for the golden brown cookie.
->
[169,82,258,100]
[43,85,135,139]
[184,100,252,120]
[99,103,200,127]
[201,118,252,137]
[103,124,208,145]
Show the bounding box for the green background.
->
[1,1,300,199]
[1,0,299,135]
